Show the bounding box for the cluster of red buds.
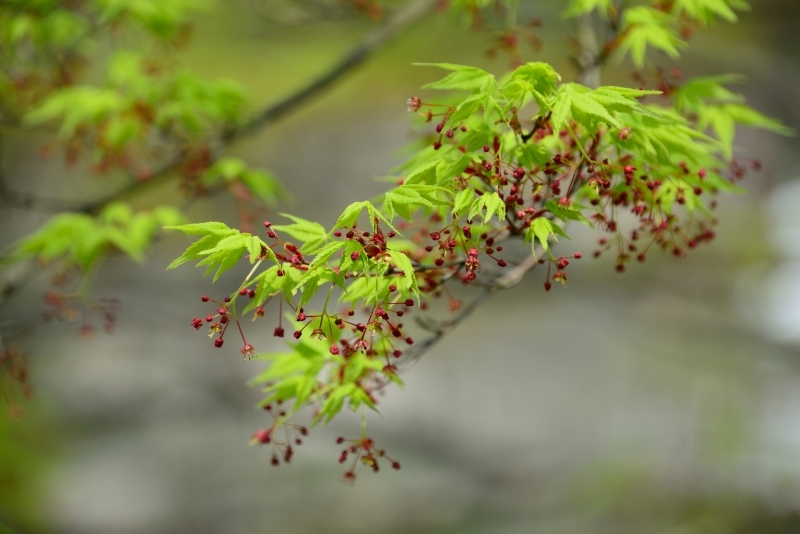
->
[250,402,309,466]
[336,436,400,483]
[333,222,396,261]
[486,19,543,65]
[190,294,254,358]
[405,88,744,291]
[463,246,480,282]
[42,291,118,338]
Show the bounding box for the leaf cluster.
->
[4,202,185,270]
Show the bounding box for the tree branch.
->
[576,12,601,89]
[0,0,437,310]
[403,250,541,366]
[75,0,438,215]
[401,9,607,366]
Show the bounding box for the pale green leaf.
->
[388,249,419,301]
[452,188,474,217]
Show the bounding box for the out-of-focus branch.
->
[0,0,437,310]
[576,12,601,89]
[76,0,438,215]
[235,0,436,138]
[0,176,78,213]
[581,4,626,88]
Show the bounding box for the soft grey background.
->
[2,1,800,532]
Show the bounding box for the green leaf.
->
[436,154,473,186]
[550,84,622,130]
[517,144,552,168]
[99,202,134,224]
[25,86,128,137]
[468,192,506,223]
[415,63,496,92]
[505,62,561,107]
[348,386,377,411]
[698,103,793,158]
[383,186,433,220]
[272,213,327,253]
[591,87,662,116]
[306,241,347,271]
[317,383,357,423]
[202,159,285,206]
[165,222,236,235]
[570,92,621,128]
[563,0,613,18]
[452,188,474,217]
[672,0,746,24]
[246,235,264,264]
[720,103,794,135]
[444,94,483,129]
[242,266,282,314]
[297,272,323,309]
[616,6,686,68]
[673,75,746,113]
[331,201,371,234]
[194,247,243,282]
[383,184,450,220]
[240,169,285,207]
[404,161,439,185]
[550,91,572,132]
[545,200,593,226]
[210,157,247,180]
[388,249,419,301]
[528,217,558,253]
[104,115,141,148]
[197,233,248,255]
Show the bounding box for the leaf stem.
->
[361,404,367,438]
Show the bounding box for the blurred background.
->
[2,0,800,532]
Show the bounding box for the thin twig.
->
[403,249,541,366]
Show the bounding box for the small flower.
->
[310,328,327,341]
[406,96,422,112]
[250,428,271,445]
